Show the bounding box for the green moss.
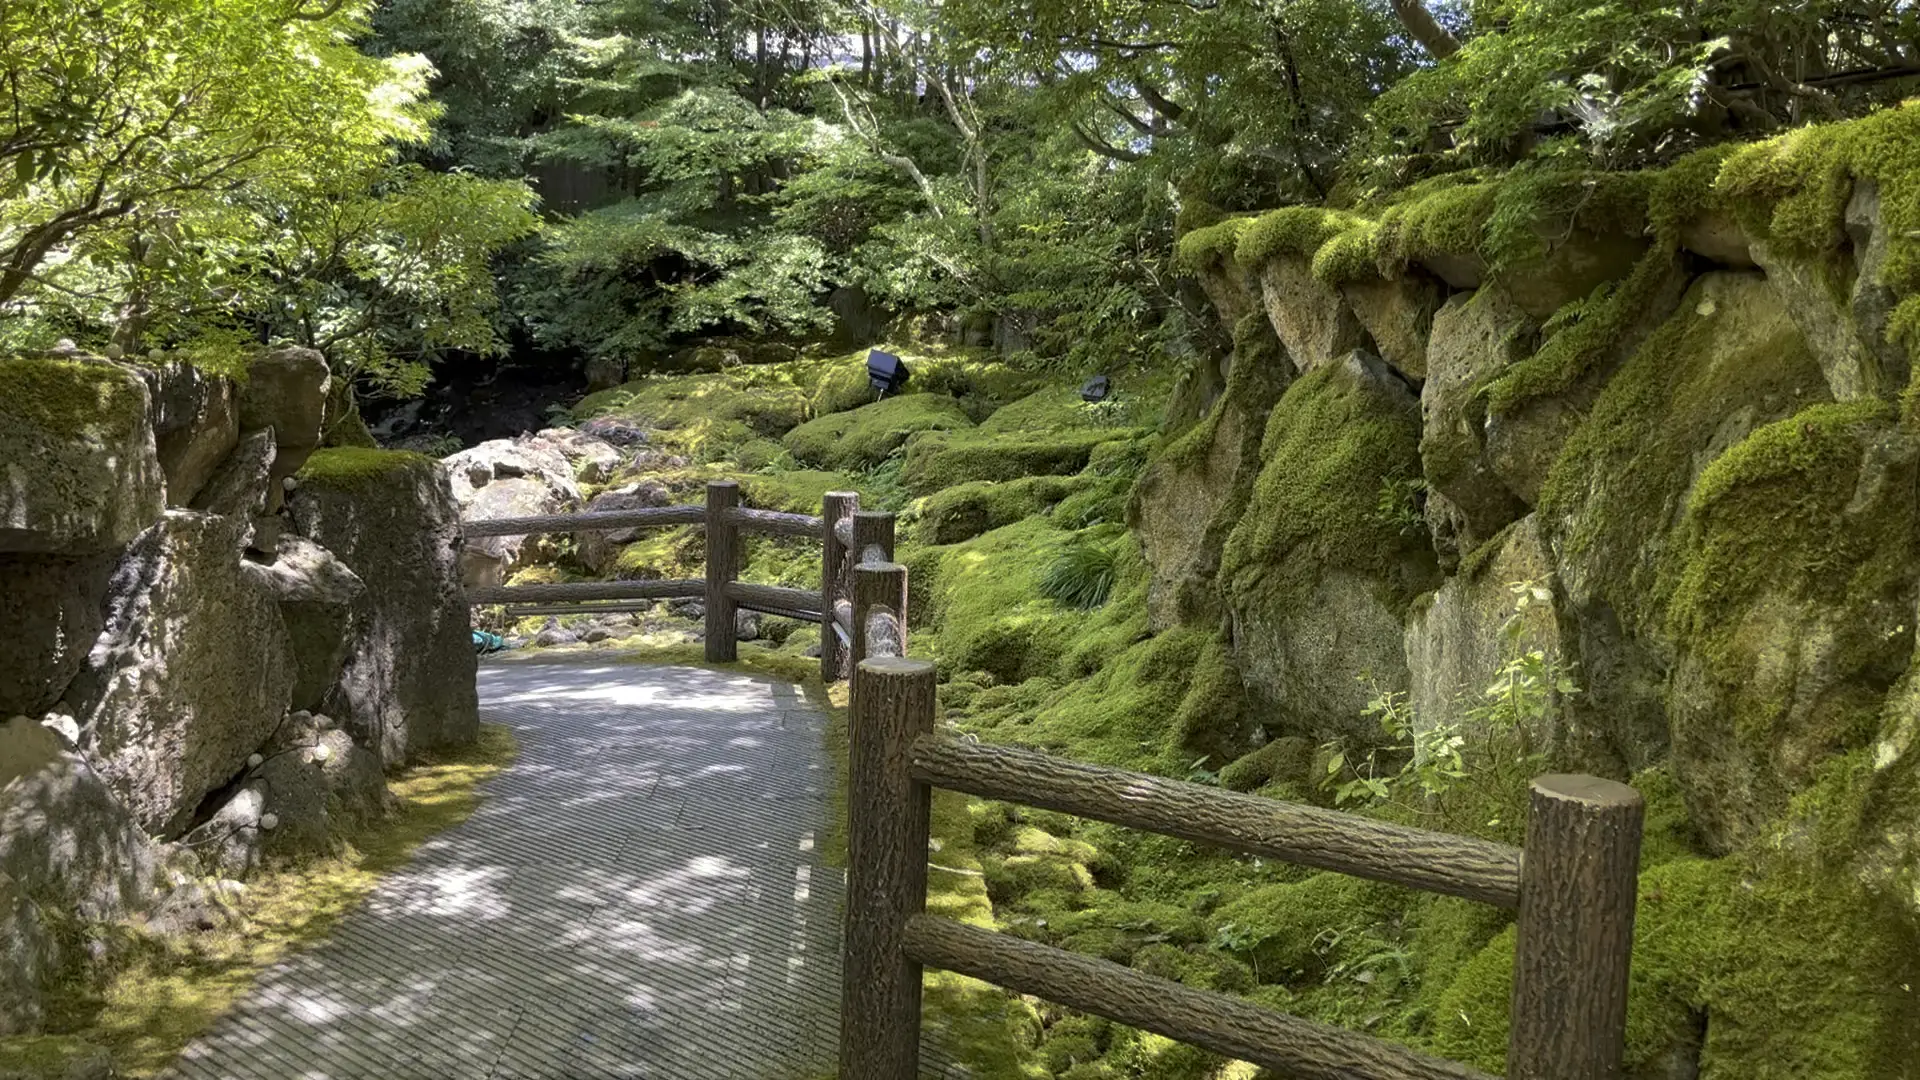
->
[926,517,1076,683]
[1211,872,1405,985]
[1218,737,1312,794]
[1372,179,1498,273]
[1667,402,1914,753]
[1368,169,1650,275]
[1008,627,1213,773]
[27,726,516,1077]
[806,346,1040,419]
[1536,274,1831,636]
[575,367,812,461]
[1718,103,1920,350]
[1219,360,1429,619]
[918,476,1085,545]
[783,393,974,471]
[1167,637,1252,766]
[1311,220,1385,284]
[1647,143,1741,243]
[1234,207,1367,269]
[979,387,1120,436]
[1482,245,1684,416]
[900,428,1134,496]
[611,527,703,580]
[1432,854,1920,1078]
[1172,217,1252,275]
[295,447,435,492]
[739,468,865,515]
[0,357,146,436]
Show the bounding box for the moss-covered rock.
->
[917,476,1085,545]
[1174,217,1261,326]
[927,518,1076,683]
[1234,213,1372,372]
[782,393,974,471]
[1221,352,1437,743]
[1541,272,1832,771]
[1665,402,1919,851]
[1404,516,1563,755]
[900,428,1138,496]
[1210,872,1403,984]
[1132,315,1294,630]
[1430,854,1920,1079]
[1218,736,1313,793]
[0,356,164,555]
[575,369,811,461]
[291,450,478,767]
[1419,286,1535,562]
[1341,273,1445,381]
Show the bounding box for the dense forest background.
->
[10,0,1920,413]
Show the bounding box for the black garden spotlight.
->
[1080,374,1111,403]
[868,349,910,400]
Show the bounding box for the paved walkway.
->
[169,661,872,1079]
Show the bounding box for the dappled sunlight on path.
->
[164,661,936,1079]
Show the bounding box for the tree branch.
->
[1071,121,1146,161]
[1390,0,1461,60]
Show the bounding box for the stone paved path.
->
[168,660,924,1080]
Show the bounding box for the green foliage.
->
[1039,542,1119,610]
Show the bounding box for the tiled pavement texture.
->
[169,660,964,1079]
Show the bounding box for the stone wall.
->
[0,346,477,1034]
[1151,155,1920,1073]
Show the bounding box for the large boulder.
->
[1219,352,1438,742]
[0,356,164,555]
[443,436,583,588]
[1342,274,1445,381]
[1750,181,1912,402]
[1134,315,1295,630]
[145,361,238,507]
[0,716,161,1033]
[236,347,330,511]
[186,717,385,878]
[187,428,276,520]
[1404,516,1565,746]
[0,555,116,718]
[243,536,367,713]
[290,449,478,765]
[61,512,295,835]
[536,427,624,484]
[1420,287,1535,563]
[576,481,672,575]
[1254,255,1370,373]
[1540,271,1833,771]
[1666,403,1919,853]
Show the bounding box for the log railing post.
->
[853,561,908,666]
[852,561,908,678]
[704,481,740,663]
[852,509,896,567]
[821,491,859,682]
[840,656,937,1080]
[1507,774,1644,1080]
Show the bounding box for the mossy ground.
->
[1,726,517,1078]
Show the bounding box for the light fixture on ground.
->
[868,349,910,399]
[1081,374,1111,403]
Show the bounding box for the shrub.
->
[1040,543,1118,609]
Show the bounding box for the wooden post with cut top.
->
[1507,774,1644,1080]
[852,509,896,568]
[853,561,908,667]
[703,481,740,663]
[840,656,937,1079]
[820,491,859,682]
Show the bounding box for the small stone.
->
[281,476,298,492]
[246,753,264,768]
[258,813,279,832]
[39,712,79,748]
[310,743,332,764]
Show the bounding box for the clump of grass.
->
[20,726,517,1078]
[1040,542,1119,610]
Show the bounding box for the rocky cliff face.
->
[0,346,477,1035]
[1147,120,1920,1075]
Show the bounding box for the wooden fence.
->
[462,480,906,680]
[842,659,1645,1080]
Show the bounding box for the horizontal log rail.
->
[464,482,905,676]
[843,658,1646,1080]
[903,914,1495,1080]
[461,504,704,538]
[723,581,824,617]
[910,733,1522,908]
[725,506,825,538]
[468,579,704,605]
